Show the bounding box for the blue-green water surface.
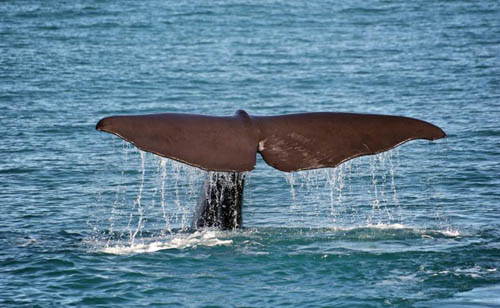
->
[1,1,500,307]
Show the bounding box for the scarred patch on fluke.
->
[96,110,446,172]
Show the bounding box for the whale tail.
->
[96,110,446,172]
[96,110,446,230]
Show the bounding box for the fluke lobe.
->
[96,110,446,229]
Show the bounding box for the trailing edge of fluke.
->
[96,110,446,172]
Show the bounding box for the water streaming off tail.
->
[282,151,404,228]
[90,143,206,250]
[90,142,446,252]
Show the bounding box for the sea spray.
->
[158,158,171,234]
[367,151,395,225]
[90,146,206,250]
[324,162,350,224]
[91,145,440,250]
[283,172,296,203]
[281,151,402,228]
[100,230,234,255]
[128,151,146,246]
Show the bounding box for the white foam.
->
[439,228,461,237]
[99,230,233,255]
[365,223,406,230]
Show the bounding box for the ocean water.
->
[1,0,499,307]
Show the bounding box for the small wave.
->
[99,230,233,255]
[329,223,411,232]
[330,223,461,238]
[417,284,500,307]
[18,237,38,247]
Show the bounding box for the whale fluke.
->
[96,110,445,172]
[96,110,259,172]
[97,110,446,229]
[255,112,445,172]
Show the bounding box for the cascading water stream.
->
[128,151,146,246]
[282,151,403,228]
[159,158,171,235]
[92,145,206,250]
[89,141,454,254]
